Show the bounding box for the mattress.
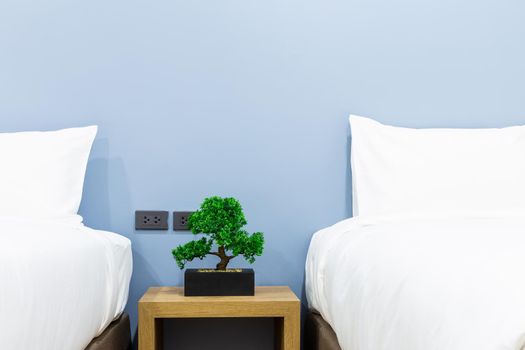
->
[306,215,525,350]
[0,218,132,350]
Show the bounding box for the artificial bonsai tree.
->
[172,196,264,271]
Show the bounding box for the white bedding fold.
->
[0,219,132,350]
[306,216,525,350]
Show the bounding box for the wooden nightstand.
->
[138,286,300,350]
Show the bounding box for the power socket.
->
[173,211,194,231]
[135,210,169,230]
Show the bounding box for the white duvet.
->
[306,215,525,350]
[0,218,132,350]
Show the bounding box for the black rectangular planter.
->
[184,268,255,296]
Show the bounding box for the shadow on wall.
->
[80,138,111,229]
[80,137,134,232]
[346,133,353,218]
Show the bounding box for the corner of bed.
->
[85,313,131,350]
[305,310,341,350]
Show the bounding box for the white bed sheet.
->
[306,215,525,350]
[0,218,132,350]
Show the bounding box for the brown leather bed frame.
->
[86,310,335,350]
[85,313,132,350]
[305,310,342,350]
[85,310,339,350]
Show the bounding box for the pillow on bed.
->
[0,126,97,220]
[350,115,525,218]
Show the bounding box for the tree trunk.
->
[215,246,231,270]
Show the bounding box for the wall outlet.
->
[135,210,169,230]
[173,211,194,231]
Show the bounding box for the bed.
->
[305,116,525,350]
[0,126,132,350]
[306,215,525,349]
[0,218,132,350]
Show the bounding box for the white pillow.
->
[350,115,525,218]
[0,126,97,220]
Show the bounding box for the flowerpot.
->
[184,268,255,296]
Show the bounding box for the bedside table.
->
[138,286,300,350]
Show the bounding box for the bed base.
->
[305,311,342,350]
[85,313,132,350]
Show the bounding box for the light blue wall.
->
[1,0,525,346]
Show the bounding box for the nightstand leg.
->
[284,313,300,350]
[139,307,161,350]
[276,312,300,350]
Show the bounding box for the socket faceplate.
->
[135,210,169,230]
[173,211,194,231]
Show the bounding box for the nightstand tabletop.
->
[140,286,299,304]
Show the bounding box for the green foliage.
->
[171,196,265,270]
[172,237,212,269]
[229,230,264,264]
